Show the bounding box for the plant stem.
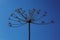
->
[28,23,30,40]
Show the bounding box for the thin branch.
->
[33,13,47,21]
[31,22,53,25]
[15,8,27,19]
[10,13,26,22]
[8,22,26,27]
[29,8,36,19]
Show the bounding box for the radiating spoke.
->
[29,8,36,19]
[9,14,26,22]
[31,20,54,25]
[8,22,26,28]
[33,13,47,21]
[15,8,27,19]
[31,22,51,25]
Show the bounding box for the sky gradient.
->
[0,0,60,40]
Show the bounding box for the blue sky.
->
[0,0,60,40]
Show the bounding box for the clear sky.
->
[0,0,60,40]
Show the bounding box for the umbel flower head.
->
[8,8,54,27]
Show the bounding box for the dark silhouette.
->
[8,8,54,40]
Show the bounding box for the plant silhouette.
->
[8,8,54,40]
